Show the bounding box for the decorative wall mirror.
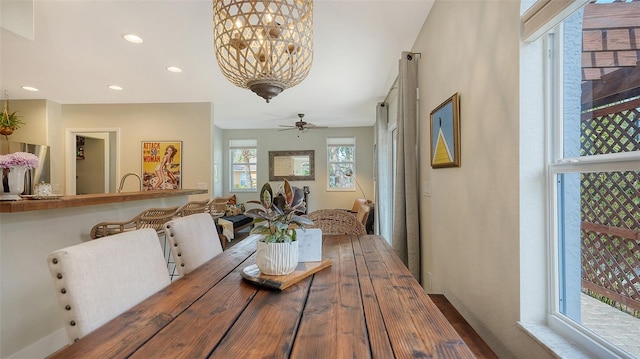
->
[269,150,315,181]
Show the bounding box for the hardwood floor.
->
[429,294,499,359]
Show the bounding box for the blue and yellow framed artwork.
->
[430,93,461,168]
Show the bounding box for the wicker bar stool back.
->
[90,206,179,239]
[175,199,210,217]
[307,209,366,236]
[205,198,230,215]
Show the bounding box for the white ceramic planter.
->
[1,166,27,201]
[256,240,299,275]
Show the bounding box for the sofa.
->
[208,195,253,244]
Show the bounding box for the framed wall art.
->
[430,93,461,168]
[142,141,183,190]
[269,150,315,181]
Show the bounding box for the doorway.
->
[65,128,120,195]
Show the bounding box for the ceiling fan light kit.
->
[213,0,314,103]
[278,113,327,135]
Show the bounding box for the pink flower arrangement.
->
[0,152,39,169]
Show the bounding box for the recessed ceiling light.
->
[108,85,123,91]
[122,34,143,44]
[166,66,182,73]
[21,86,39,92]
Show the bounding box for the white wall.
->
[213,125,224,197]
[223,127,375,212]
[415,1,553,358]
[61,103,212,201]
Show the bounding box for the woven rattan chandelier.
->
[213,0,313,103]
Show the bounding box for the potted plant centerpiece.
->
[0,151,39,200]
[245,179,313,275]
[0,92,24,137]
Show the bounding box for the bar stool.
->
[90,206,180,239]
[175,199,209,217]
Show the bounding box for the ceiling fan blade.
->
[280,114,329,132]
[278,127,298,131]
[305,123,328,129]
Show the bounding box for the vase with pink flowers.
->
[0,152,39,200]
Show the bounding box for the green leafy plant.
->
[245,179,313,243]
[1,95,24,132]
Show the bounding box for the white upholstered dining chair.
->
[47,228,171,343]
[163,213,223,278]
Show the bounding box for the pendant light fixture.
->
[213,0,313,103]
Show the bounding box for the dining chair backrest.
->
[308,209,366,236]
[47,228,171,343]
[163,213,223,277]
[356,204,371,227]
[175,199,209,217]
[351,198,369,213]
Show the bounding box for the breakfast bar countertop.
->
[0,189,207,213]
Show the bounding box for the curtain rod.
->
[382,76,398,106]
[381,52,421,106]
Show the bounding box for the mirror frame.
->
[268,150,315,181]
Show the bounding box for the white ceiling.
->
[1,0,432,129]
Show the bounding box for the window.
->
[327,137,355,190]
[229,139,257,191]
[545,2,640,357]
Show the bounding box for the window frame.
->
[544,17,640,359]
[229,139,257,193]
[326,137,356,192]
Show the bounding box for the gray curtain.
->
[392,51,420,282]
[375,102,389,238]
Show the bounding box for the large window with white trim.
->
[546,2,640,357]
[327,137,355,190]
[229,139,257,192]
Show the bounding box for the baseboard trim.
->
[7,328,67,359]
[428,294,499,359]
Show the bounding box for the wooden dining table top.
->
[49,234,476,359]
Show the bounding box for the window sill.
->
[518,322,593,359]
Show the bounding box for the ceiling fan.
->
[278,114,328,133]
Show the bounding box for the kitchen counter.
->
[0,189,207,213]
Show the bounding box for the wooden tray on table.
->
[241,259,332,290]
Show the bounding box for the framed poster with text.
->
[142,141,182,191]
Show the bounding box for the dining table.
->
[49,234,476,358]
